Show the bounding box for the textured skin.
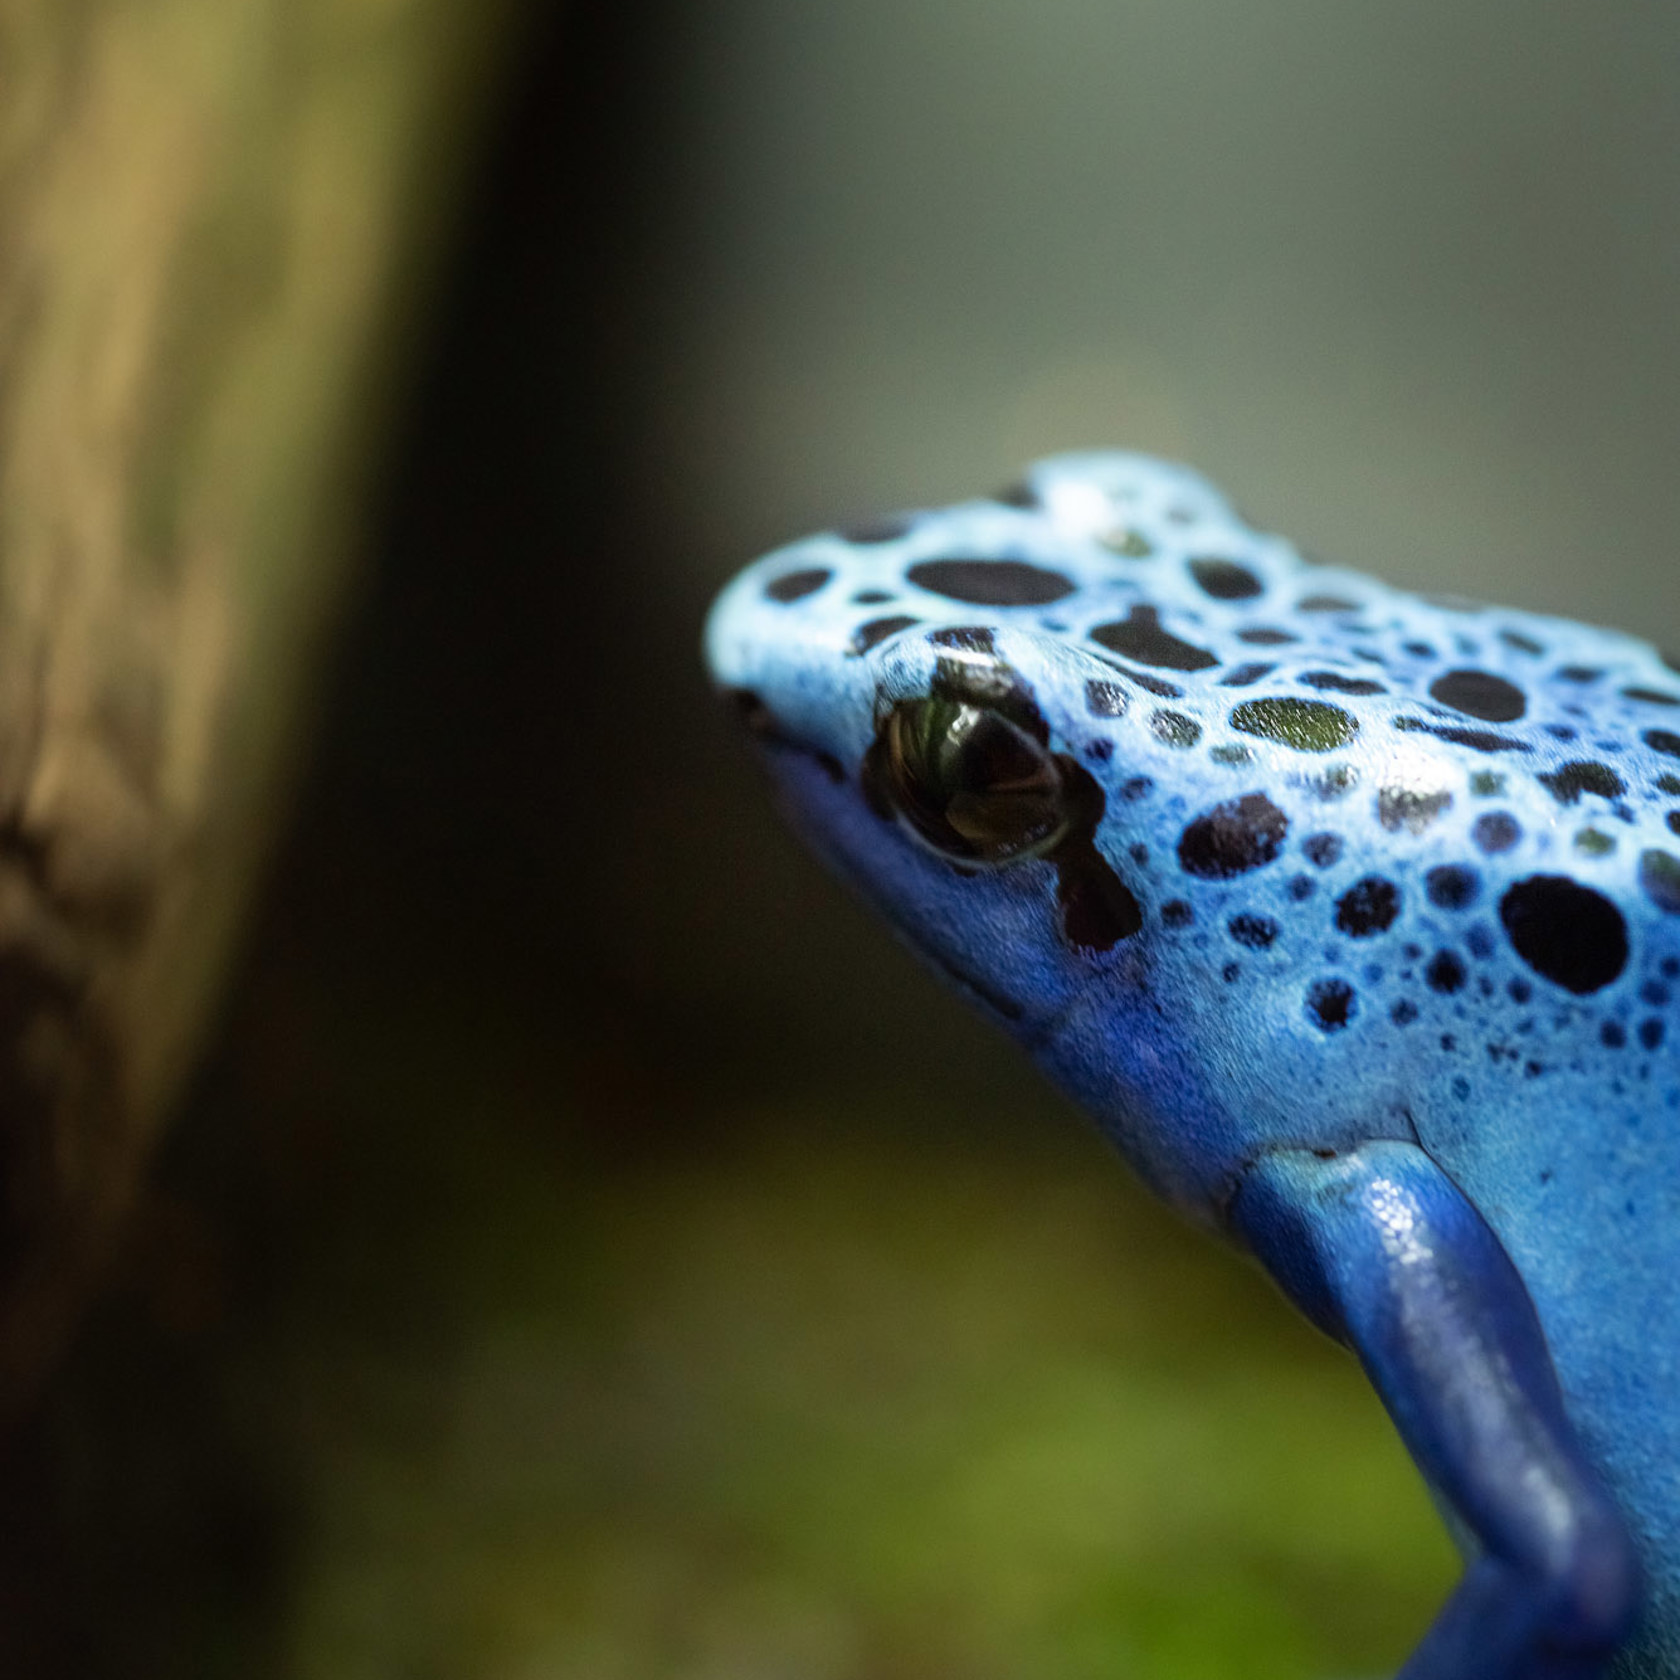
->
[705,452,1680,1676]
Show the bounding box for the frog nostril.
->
[725,687,774,736]
[721,688,846,785]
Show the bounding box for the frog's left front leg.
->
[1230,1140,1640,1680]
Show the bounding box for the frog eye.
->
[869,697,1073,864]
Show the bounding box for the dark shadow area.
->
[0,5,709,1671]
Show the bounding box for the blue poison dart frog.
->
[705,453,1680,1680]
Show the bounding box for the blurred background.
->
[9,1,1680,1675]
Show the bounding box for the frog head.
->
[706,452,1680,1213]
[705,455,1363,1206]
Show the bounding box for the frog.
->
[703,450,1680,1678]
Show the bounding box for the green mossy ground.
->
[141,963,1453,1680]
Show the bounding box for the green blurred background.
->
[16,1,1680,1675]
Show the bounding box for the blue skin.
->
[705,452,1680,1679]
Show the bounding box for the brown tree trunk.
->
[0,0,522,1416]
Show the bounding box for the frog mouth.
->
[925,954,1025,1022]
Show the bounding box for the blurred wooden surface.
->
[0,0,521,1416]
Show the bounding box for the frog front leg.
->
[1230,1140,1640,1680]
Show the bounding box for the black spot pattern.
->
[1429,669,1527,723]
[1045,760,1145,953]
[1301,671,1386,696]
[1302,832,1343,868]
[1085,679,1129,718]
[1336,876,1401,937]
[1472,812,1522,854]
[1425,865,1481,911]
[1573,828,1616,856]
[1100,663,1185,699]
[1499,876,1629,994]
[1640,850,1680,916]
[1298,595,1359,614]
[1646,729,1680,760]
[1101,528,1154,559]
[1306,978,1356,1030]
[1394,718,1533,754]
[1228,912,1279,949]
[1189,558,1263,600]
[1237,628,1298,646]
[1062,870,1144,950]
[765,567,832,603]
[1624,688,1680,707]
[1442,730,1529,755]
[1230,697,1358,753]
[908,558,1076,606]
[1219,662,1276,687]
[1538,761,1625,805]
[1151,711,1202,748]
[1178,794,1290,879]
[1425,950,1468,994]
[1090,607,1219,672]
[1309,765,1359,801]
[1161,899,1193,928]
[850,615,920,654]
[1377,786,1453,834]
